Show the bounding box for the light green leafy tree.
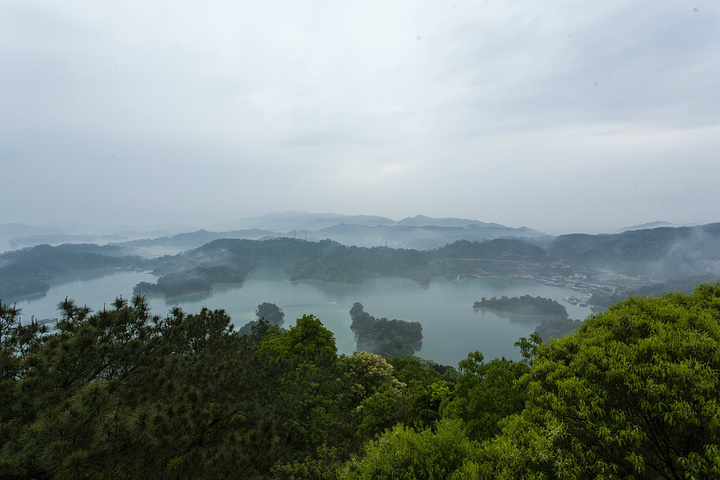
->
[260,314,337,365]
[339,419,481,480]
[481,283,720,479]
[339,351,404,403]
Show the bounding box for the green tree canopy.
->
[442,351,530,442]
[339,419,481,480]
[260,314,337,365]
[0,298,344,479]
[6,281,720,479]
[481,283,720,479]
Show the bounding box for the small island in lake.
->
[238,302,286,336]
[349,302,423,358]
[134,265,250,299]
[473,295,568,317]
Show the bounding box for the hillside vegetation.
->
[547,223,720,278]
[2,282,720,478]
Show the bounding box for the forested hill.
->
[134,237,567,297]
[2,238,550,301]
[432,238,548,261]
[547,222,720,279]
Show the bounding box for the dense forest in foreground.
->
[2,282,720,479]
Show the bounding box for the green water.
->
[13,268,592,366]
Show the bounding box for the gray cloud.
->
[1,0,718,234]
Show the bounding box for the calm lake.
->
[13,268,593,366]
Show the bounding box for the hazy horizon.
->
[2,1,718,235]
[0,210,707,240]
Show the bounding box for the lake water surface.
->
[13,268,593,366]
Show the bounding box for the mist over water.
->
[12,271,157,317]
[13,268,592,366]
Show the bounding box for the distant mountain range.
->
[1,213,546,254]
[1,213,714,258]
[225,212,396,230]
[228,212,536,231]
[0,223,180,253]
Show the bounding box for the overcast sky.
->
[1,1,718,235]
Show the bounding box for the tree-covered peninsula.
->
[473,294,569,317]
[0,243,145,300]
[133,265,251,298]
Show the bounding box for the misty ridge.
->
[0,213,544,254]
[1,212,719,310]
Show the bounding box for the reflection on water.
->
[13,267,593,366]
